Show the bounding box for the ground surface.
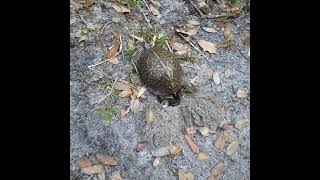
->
[70,0,250,179]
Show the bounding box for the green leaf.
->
[95,107,117,126]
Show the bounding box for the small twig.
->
[79,15,88,25]
[101,21,112,34]
[142,0,151,11]
[139,6,152,28]
[165,40,173,53]
[178,33,202,53]
[187,0,205,18]
[97,77,118,104]
[238,49,250,61]
[130,34,144,42]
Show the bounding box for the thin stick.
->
[97,77,118,104]
[101,21,112,34]
[165,40,173,53]
[130,34,144,42]
[187,0,205,18]
[142,0,151,11]
[178,33,202,53]
[79,15,88,25]
[139,6,152,28]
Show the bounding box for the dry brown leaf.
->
[137,86,147,98]
[197,152,209,160]
[98,172,106,180]
[81,165,103,175]
[184,134,200,154]
[113,81,131,91]
[224,69,231,78]
[198,127,211,136]
[150,4,160,15]
[236,89,248,98]
[150,0,160,7]
[223,131,236,143]
[146,107,154,126]
[112,32,121,39]
[130,98,139,113]
[96,154,118,165]
[136,141,145,152]
[83,0,95,7]
[199,68,214,76]
[76,156,92,169]
[187,20,200,26]
[202,27,217,33]
[178,169,194,180]
[175,50,188,55]
[119,90,132,98]
[235,119,250,130]
[212,71,221,85]
[185,127,197,135]
[110,171,123,180]
[213,133,225,153]
[208,162,224,180]
[185,23,196,29]
[198,40,216,53]
[172,43,189,51]
[176,28,197,36]
[106,41,120,59]
[226,141,238,155]
[152,146,171,157]
[169,145,182,155]
[112,4,130,13]
[153,156,161,167]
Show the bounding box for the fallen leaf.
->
[176,28,197,36]
[110,171,123,180]
[83,0,95,7]
[185,23,196,29]
[150,0,160,7]
[226,141,238,155]
[184,134,200,154]
[198,40,216,53]
[199,68,214,76]
[150,4,160,15]
[119,90,132,98]
[130,98,140,113]
[213,133,225,153]
[96,154,117,165]
[70,18,76,25]
[185,127,197,135]
[178,169,194,180]
[112,4,130,13]
[198,127,211,136]
[137,86,147,98]
[78,35,87,42]
[76,156,92,169]
[175,50,188,55]
[152,146,171,157]
[172,43,189,51]
[98,172,106,180]
[106,41,120,59]
[236,89,248,98]
[87,22,95,30]
[169,145,182,155]
[212,71,221,85]
[146,106,154,126]
[170,35,177,46]
[136,141,145,152]
[113,81,131,91]
[153,157,161,167]
[208,162,224,180]
[187,20,200,26]
[202,27,217,33]
[224,69,231,78]
[81,165,103,175]
[235,119,250,130]
[197,152,209,160]
[223,131,236,143]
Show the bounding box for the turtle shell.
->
[137,46,183,96]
